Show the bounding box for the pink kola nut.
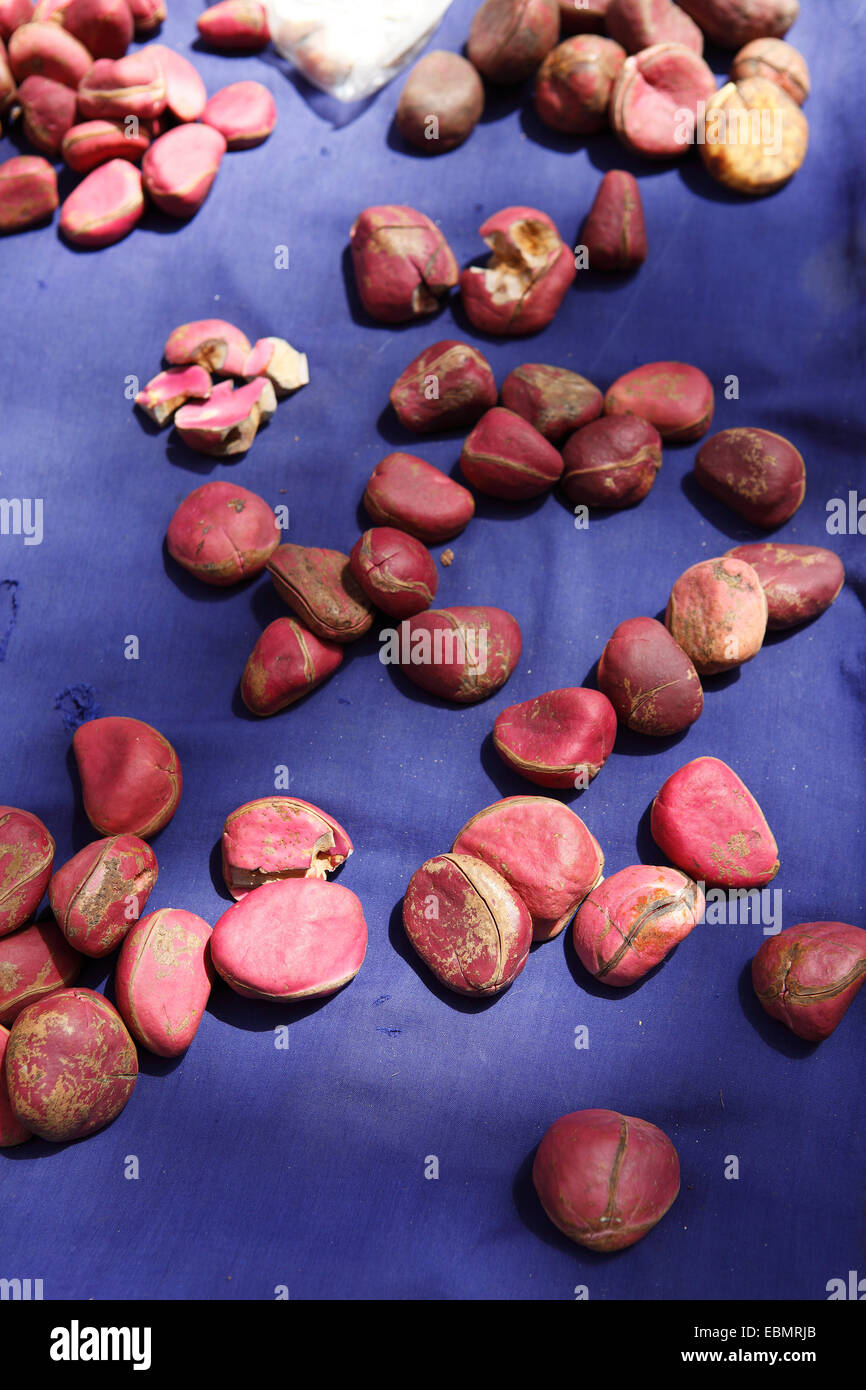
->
[610,41,717,159]
[598,616,703,735]
[164,319,252,376]
[389,340,497,434]
[141,122,226,217]
[127,0,163,35]
[8,21,91,87]
[396,605,522,704]
[0,0,34,42]
[349,205,458,324]
[174,377,276,456]
[403,853,532,995]
[77,52,167,120]
[604,360,714,442]
[62,0,133,59]
[493,686,617,788]
[500,364,603,441]
[651,755,779,888]
[573,865,704,986]
[0,154,57,232]
[363,453,475,544]
[561,414,661,508]
[349,528,438,620]
[202,80,276,149]
[48,834,157,957]
[752,922,866,1043]
[135,364,211,427]
[468,0,560,84]
[666,555,767,674]
[242,338,309,396]
[5,987,137,1141]
[60,155,143,245]
[694,428,806,528]
[534,35,625,134]
[166,480,279,586]
[211,879,367,1002]
[532,1109,680,1251]
[460,206,576,336]
[725,543,844,630]
[62,117,150,172]
[32,0,69,17]
[143,44,206,121]
[196,0,269,51]
[17,72,76,152]
[729,37,808,104]
[221,797,353,900]
[580,169,648,271]
[460,407,564,500]
[605,0,704,54]
[267,544,375,643]
[241,617,343,717]
[0,1025,32,1146]
[72,715,181,839]
[115,908,213,1056]
[678,0,799,48]
[0,807,55,938]
[558,0,609,33]
[0,919,81,1024]
[451,796,604,942]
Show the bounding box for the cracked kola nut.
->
[0,919,81,1024]
[580,170,647,271]
[493,686,617,788]
[460,407,564,500]
[573,866,704,986]
[534,35,625,134]
[389,340,497,434]
[468,0,560,85]
[451,797,603,942]
[49,834,157,957]
[695,427,805,526]
[364,453,475,544]
[0,807,54,938]
[222,797,352,900]
[350,528,438,619]
[242,338,308,396]
[0,1025,32,1146]
[141,122,226,217]
[59,157,143,246]
[5,987,137,1141]
[349,205,458,324]
[652,755,779,887]
[395,606,522,703]
[8,20,91,87]
[167,480,279,586]
[396,50,484,154]
[598,616,703,735]
[164,318,251,376]
[752,922,866,1043]
[0,153,57,231]
[174,378,276,456]
[268,544,375,643]
[461,206,575,336]
[610,41,717,159]
[135,363,211,427]
[202,80,276,149]
[561,415,662,508]
[500,364,602,441]
[403,853,532,996]
[77,52,167,120]
[666,555,767,673]
[699,78,808,195]
[558,0,608,31]
[62,116,150,172]
[143,44,206,121]
[73,715,181,838]
[197,0,269,51]
[211,879,367,1002]
[127,0,164,35]
[729,37,808,103]
[241,618,343,716]
[63,0,132,59]
[605,361,714,442]
[17,71,76,152]
[0,0,33,41]
[678,0,798,48]
[533,1110,680,1250]
[115,908,213,1056]
[725,543,844,630]
[606,0,704,53]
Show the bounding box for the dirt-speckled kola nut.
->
[666,555,767,674]
[174,378,276,456]
[468,0,560,84]
[268,544,375,643]
[115,908,213,1056]
[143,44,206,121]
[533,35,625,134]
[606,0,704,53]
[164,318,251,376]
[396,606,522,703]
[695,427,805,527]
[73,715,181,839]
[222,797,352,899]
[561,415,661,508]
[604,361,714,442]
[725,543,844,630]
[77,51,167,120]
[135,363,210,426]
[364,453,475,545]
[729,37,808,103]
[197,0,269,51]
[389,341,497,435]
[201,80,276,149]
[580,169,647,272]
[610,42,717,159]
[0,1025,32,1146]
[62,117,150,172]
[141,122,226,217]
[63,0,132,59]
[679,0,798,48]
[7,21,91,88]
[5,987,137,1141]
[460,408,564,501]
[451,797,604,942]
[403,853,532,995]
[752,922,866,1043]
[0,154,57,232]
[349,528,438,620]
[461,206,575,336]
[698,77,807,195]
[533,1109,680,1250]
[349,205,458,324]
[0,0,33,43]
[167,480,278,586]
[59,156,142,246]
[17,72,76,152]
[651,755,779,888]
[0,808,54,938]
[598,616,703,735]
[500,364,602,442]
[49,835,157,957]
[573,865,704,986]
[0,920,81,1024]
[493,686,617,788]
[396,50,484,154]
[241,618,343,716]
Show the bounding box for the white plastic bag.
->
[265,0,454,104]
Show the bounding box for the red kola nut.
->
[451,797,604,942]
[0,40,15,112]
[561,414,661,508]
[72,715,181,839]
[396,51,484,154]
[62,117,150,173]
[211,879,367,1002]
[699,78,808,196]
[558,0,609,33]
[610,41,717,159]
[0,154,57,232]
[580,170,648,272]
[5,987,137,1141]
[729,37,808,104]
[167,480,279,587]
[8,21,91,87]
[363,453,475,545]
[573,866,704,986]
[598,616,703,736]
[0,1025,32,1146]
[725,542,844,630]
[403,853,532,996]
[752,922,866,1043]
[460,407,564,500]
[60,158,143,246]
[49,835,157,958]
[241,618,343,716]
[63,0,132,59]
[695,427,805,527]
[18,72,76,152]
[350,528,438,620]
[605,360,714,442]
[651,755,779,888]
[77,52,167,121]
[533,1109,680,1251]
[0,919,81,1024]
[534,35,625,134]
[605,0,704,54]
[468,0,560,85]
[461,206,575,336]
[164,318,251,376]
[0,0,34,42]
[389,340,497,435]
[394,606,522,704]
[0,807,54,938]
[174,378,277,456]
[202,80,276,149]
[197,0,269,52]
[666,555,767,674]
[143,45,206,122]
[268,544,375,643]
[493,686,617,789]
[349,205,458,324]
[221,797,353,900]
[500,363,603,441]
[115,908,213,1056]
[678,0,799,48]
[141,122,226,218]
[127,0,163,35]
[136,364,211,427]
